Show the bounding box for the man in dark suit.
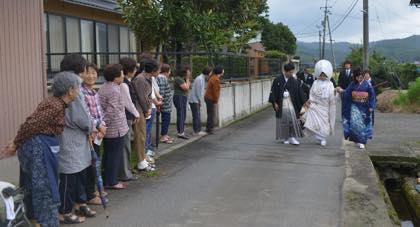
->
[297,67,314,87]
[297,67,314,98]
[337,60,353,89]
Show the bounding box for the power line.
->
[372,0,385,36]
[330,0,360,33]
[296,16,323,34]
[329,0,357,29]
[295,31,319,36]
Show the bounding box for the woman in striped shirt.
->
[98,64,129,190]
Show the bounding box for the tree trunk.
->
[175,41,183,69]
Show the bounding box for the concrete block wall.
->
[217,86,235,126]
[169,78,274,127]
[218,78,273,127]
[250,81,264,112]
[234,82,252,119]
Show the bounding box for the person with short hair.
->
[80,63,108,205]
[156,63,174,143]
[189,66,212,135]
[119,57,140,181]
[145,66,163,159]
[58,54,98,223]
[204,66,223,134]
[131,58,157,171]
[0,72,80,227]
[269,63,307,145]
[337,68,376,149]
[98,64,129,188]
[337,60,353,90]
[173,64,192,139]
[297,67,314,98]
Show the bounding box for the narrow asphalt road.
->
[80,108,345,227]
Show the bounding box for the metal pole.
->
[319,30,322,60]
[363,0,369,70]
[321,0,328,59]
[326,16,337,70]
[155,108,160,149]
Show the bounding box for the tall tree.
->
[261,20,296,55]
[117,0,268,54]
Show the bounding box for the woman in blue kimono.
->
[337,68,376,149]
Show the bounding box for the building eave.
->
[62,0,121,14]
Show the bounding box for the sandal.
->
[165,136,175,141]
[87,196,102,205]
[105,182,127,190]
[160,139,173,144]
[75,205,97,218]
[94,190,108,197]
[60,213,85,224]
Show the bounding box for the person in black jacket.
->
[297,67,315,87]
[269,63,307,145]
[337,60,353,89]
[297,67,314,98]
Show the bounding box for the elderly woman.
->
[58,54,97,224]
[80,63,107,204]
[0,72,80,227]
[301,60,337,146]
[98,64,129,189]
[337,68,376,149]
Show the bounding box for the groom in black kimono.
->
[269,63,307,145]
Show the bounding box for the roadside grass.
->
[394,77,420,110]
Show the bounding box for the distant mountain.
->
[297,35,420,65]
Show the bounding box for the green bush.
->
[394,77,420,105]
[165,54,248,79]
[396,63,420,89]
[265,50,288,62]
[406,77,420,104]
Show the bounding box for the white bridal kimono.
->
[301,60,337,141]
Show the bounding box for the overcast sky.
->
[267,0,420,43]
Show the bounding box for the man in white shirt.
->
[188,66,212,135]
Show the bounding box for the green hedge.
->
[165,55,248,79]
[394,77,420,105]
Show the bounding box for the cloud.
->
[267,0,420,43]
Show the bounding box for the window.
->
[48,15,65,71]
[81,20,94,62]
[108,24,119,64]
[66,17,81,52]
[129,30,137,60]
[45,13,138,77]
[119,26,129,58]
[96,23,107,68]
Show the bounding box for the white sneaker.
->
[282,138,290,144]
[289,137,300,145]
[137,159,149,170]
[146,149,155,157]
[358,143,365,149]
[197,131,207,136]
[320,140,327,146]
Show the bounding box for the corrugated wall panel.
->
[0,0,45,150]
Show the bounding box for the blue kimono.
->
[342,80,376,144]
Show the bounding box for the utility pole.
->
[363,0,369,69]
[320,0,330,59]
[318,30,322,60]
[326,16,336,70]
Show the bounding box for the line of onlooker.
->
[0,54,222,226]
